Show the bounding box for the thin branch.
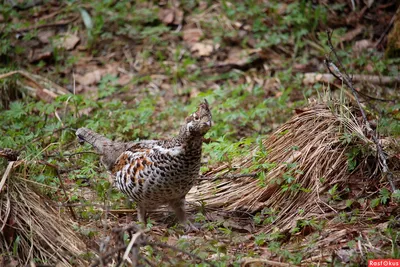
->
[40,161,77,220]
[57,202,111,210]
[325,30,397,192]
[91,222,216,267]
[241,258,296,267]
[90,245,127,267]
[90,240,216,267]
[120,231,143,267]
[16,125,73,153]
[356,90,397,103]
[303,72,400,86]
[375,6,400,48]
[51,151,101,158]
[13,16,79,32]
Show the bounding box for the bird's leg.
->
[137,204,147,228]
[170,198,199,232]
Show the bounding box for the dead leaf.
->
[75,85,98,99]
[336,249,358,263]
[29,49,52,63]
[340,25,365,42]
[74,62,119,87]
[364,63,374,73]
[54,33,80,50]
[303,73,335,85]
[75,69,104,86]
[224,48,250,65]
[37,29,55,44]
[104,63,119,76]
[159,8,183,25]
[159,9,174,24]
[189,87,200,98]
[173,9,183,25]
[167,235,178,246]
[363,0,374,8]
[36,88,59,102]
[183,28,203,43]
[353,39,373,53]
[198,1,208,10]
[118,74,133,86]
[190,42,213,57]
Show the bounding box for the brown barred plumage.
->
[76,100,212,229]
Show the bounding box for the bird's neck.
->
[173,126,204,155]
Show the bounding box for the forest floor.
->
[0,0,399,266]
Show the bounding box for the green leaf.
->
[254,233,267,246]
[370,198,380,208]
[345,199,354,208]
[33,174,46,183]
[393,190,400,202]
[79,8,93,30]
[328,184,338,196]
[13,235,20,256]
[380,188,390,204]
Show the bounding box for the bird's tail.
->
[76,127,112,154]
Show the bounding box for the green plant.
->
[253,207,278,225]
[370,188,392,208]
[346,147,361,171]
[328,184,341,201]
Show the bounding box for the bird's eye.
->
[193,114,200,121]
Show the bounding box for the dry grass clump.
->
[188,100,399,234]
[0,165,89,266]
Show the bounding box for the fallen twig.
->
[0,70,70,102]
[91,224,216,267]
[0,161,15,193]
[13,16,79,32]
[202,54,264,73]
[121,231,143,266]
[241,258,297,267]
[324,30,397,192]
[303,73,400,86]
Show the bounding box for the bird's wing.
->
[111,141,183,200]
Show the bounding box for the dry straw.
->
[188,100,399,234]
[0,162,89,266]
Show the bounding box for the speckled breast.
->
[112,150,201,207]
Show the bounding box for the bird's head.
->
[183,99,212,136]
